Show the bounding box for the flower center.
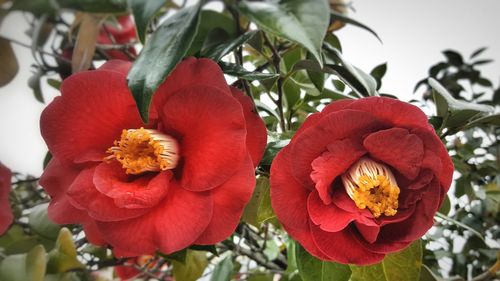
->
[105,127,179,175]
[341,157,400,218]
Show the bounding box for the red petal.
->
[345,97,432,130]
[195,155,255,244]
[230,87,267,167]
[39,158,89,224]
[380,179,441,242]
[290,110,384,188]
[67,167,150,222]
[411,127,454,191]
[82,219,106,246]
[308,190,374,232]
[95,60,131,76]
[354,222,380,244]
[40,68,144,163]
[310,221,384,265]
[93,162,171,209]
[330,184,373,218]
[0,163,12,235]
[159,86,247,191]
[270,146,328,259]
[321,99,356,115]
[97,183,213,256]
[363,128,424,180]
[310,138,366,204]
[153,58,232,108]
[291,99,355,142]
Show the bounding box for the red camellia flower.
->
[40,58,267,256]
[270,97,453,265]
[0,162,13,235]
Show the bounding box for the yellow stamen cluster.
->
[105,127,179,175]
[341,157,400,218]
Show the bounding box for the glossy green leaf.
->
[210,256,234,281]
[428,78,494,129]
[28,203,61,240]
[188,10,236,55]
[163,248,188,263]
[350,240,422,281]
[219,62,279,81]
[464,113,500,128]
[292,58,376,97]
[127,2,202,122]
[237,0,329,65]
[295,242,351,281]
[172,250,208,281]
[59,0,127,13]
[442,50,463,66]
[204,30,258,61]
[370,63,387,90]
[330,10,382,42]
[324,47,377,96]
[242,177,276,227]
[470,47,487,59]
[12,0,129,13]
[438,195,451,215]
[127,0,165,43]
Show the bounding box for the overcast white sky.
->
[1,0,499,176]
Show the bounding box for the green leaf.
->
[46,228,85,274]
[350,240,422,281]
[260,140,290,166]
[172,250,208,281]
[295,242,351,281]
[428,78,494,128]
[0,245,47,281]
[162,248,188,264]
[442,50,463,66]
[219,62,279,81]
[28,203,61,240]
[237,0,329,65]
[292,58,376,97]
[127,2,202,122]
[438,195,451,215]
[463,113,500,129]
[188,10,236,55]
[370,63,387,90]
[127,0,165,44]
[210,256,234,281]
[242,177,275,227]
[59,0,127,13]
[204,30,258,61]
[330,10,381,43]
[0,225,40,255]
[470,47,487,59]
[323,47,377,96]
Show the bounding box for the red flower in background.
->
[40,58,267,256]
[0,162,13,235]
[270,97,453,265]
[97,15,137,60]
[114,256,169,281]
